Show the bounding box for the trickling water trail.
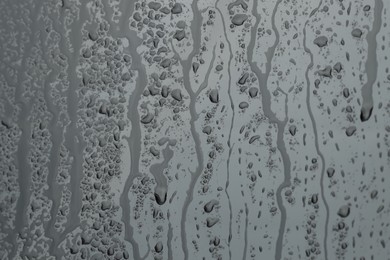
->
[9,3,41,258]
[273,121,289,260]
[167,210,173,260]
[304,37,330,260]
[178,1,204,259]
[302,2,329,259]
[120,33,146,260]
[215,1,234,258]
[242,203,249,260]
[44,4,83,256]
[175,41,216,260]
[56,2,88,250]
[360,0,383,122]
[39,12,65,248]
[247,1,292,259]
[104,1,148,259]
[11,64,33,260]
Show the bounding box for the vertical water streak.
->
[302,2,329,258]
[214,1,234,258]
[104,2,149,257]
[178,1,203,259]
[247,1,292,259]
[167,210,173,260]
[56,2,88,248]
[242,203,249,260]
[9,2,41,258]
[40,7,66,249]
[303,23,329,260]
[360,0,383,122]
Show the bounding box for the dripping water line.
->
[302,1,329,258]
[246,1,292,259]
[48,2,89,257]
[214,1,234,258]
[39,9,66,254]
[105,1,150,259]
[8,3,41,259]
[360,0,383,122]
[174,1,203,259]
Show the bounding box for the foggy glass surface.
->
[0,0,389,259]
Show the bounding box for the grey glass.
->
[0,0,389,259]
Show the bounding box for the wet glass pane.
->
[0,0,389,259]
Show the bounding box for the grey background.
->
[0,0,389,259]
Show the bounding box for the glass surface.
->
[0,0,389,259]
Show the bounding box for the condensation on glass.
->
[0,0,389,259]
